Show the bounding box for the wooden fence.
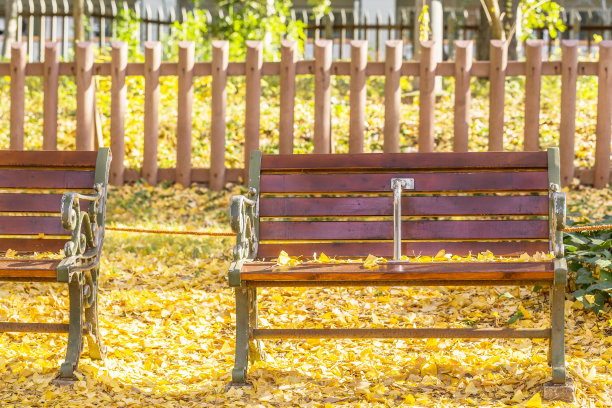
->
[3,39,612,189]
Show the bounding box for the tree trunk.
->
[504,0,520,60]
[2,0,19,59]
[477,8,492,60]
[477,0,520,60]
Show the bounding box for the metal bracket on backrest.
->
[391,178,415,261]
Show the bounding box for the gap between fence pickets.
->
[2,39,611,190]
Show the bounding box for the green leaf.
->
[576,268,597,285]
[591,239,611,251]
[565,233,587,247]
[506,310,524,326]
[600,270,612,281]
[595,259,612,269]
[586,281,612,293]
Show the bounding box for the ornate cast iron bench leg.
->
[543,259,574,402]
[53,274,84,385]
[231,287,252,386]
[84,268,106,360]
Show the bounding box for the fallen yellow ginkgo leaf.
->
[525,392,543,408]
[363,254,379,268]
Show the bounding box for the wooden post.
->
[176,41,195,187]
[210,40,228,191]
[43,42,60,150]
[279,40,296,155]
[244,41,262,182]
[76,42,94,150]
[560,40,578,187]
[384,40,402,153]
[489,40,507,151]
[524,40,543,151]
[110,42,127,185]
[314,39,332,154]
[454,40,472,152]
[10,42,26,150]
[419,41,436,152]
[349,40,367,153]
[143,42,161,185]
[595,41,612,188]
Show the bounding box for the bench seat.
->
[239,261,555,282]
[0,258,62,279]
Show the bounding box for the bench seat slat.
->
[261,151,549,171]
[0,170,95,189]
[240,261,554,281]
[0,238,67,252]
[260,220,549,241]
[0,194,88,213]
[260,195,549,217]
[256,241,551,258]
[0,216,68,236]
[260,172,549,193]
[0,259,60,279]
[0,151,98,168]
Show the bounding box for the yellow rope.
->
[563,224,612,233]
[105,224,612,237]
[106,227,234,237]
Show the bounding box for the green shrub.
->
[565,215,612,313]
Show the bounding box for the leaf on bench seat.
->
[363,254,380,269]
[276,250,302,266]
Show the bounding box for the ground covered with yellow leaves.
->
[0,184,611,407]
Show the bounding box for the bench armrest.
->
[61,184,104,258]
[230,189,258,261]
[550,184,566,259]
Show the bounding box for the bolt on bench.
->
[0,148,111,383]
[228,148,570,398]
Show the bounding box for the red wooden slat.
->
[240,261,554,281]
[0,259,60,278]
[256,241,550,258]
[259,220,549,241]
[0,151,97,168]
[0,170,95,189]
[0,194,88,213]
[0,238,67,252]
[0,216,68,236]
[260,172,549,193]
[260,152,548,171]
[259,195,549,217]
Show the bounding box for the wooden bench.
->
[0,148,111,383]
[228,148,569,393]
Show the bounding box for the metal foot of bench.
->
[543,379,575,402]
[84,268,106,360]
[51,373,83,387]
[59,277,84,379]
[225,381,254,392]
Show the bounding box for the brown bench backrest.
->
[0,151,98,253]
[256,150,555,259]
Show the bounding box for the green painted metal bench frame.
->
[228,148,568,389]
[0,148,111,383]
